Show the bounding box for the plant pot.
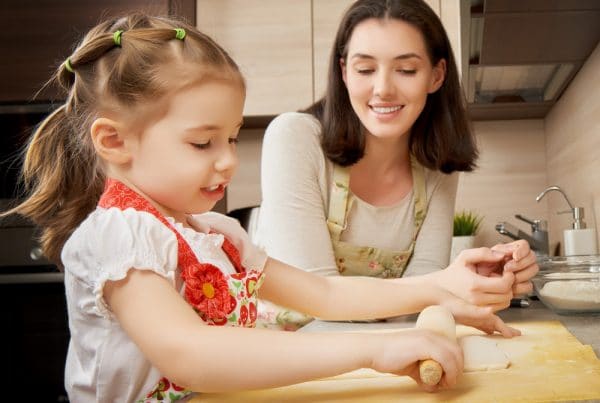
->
[450,235,475,262]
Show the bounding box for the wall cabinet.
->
[197,0,462,117]
[197,0,314,116]
[0,0,195,103]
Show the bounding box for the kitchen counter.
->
[300,299,600,357]
[196,299,600,402]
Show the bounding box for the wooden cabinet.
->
[197,0,313,116]
[198,0,464,117]
[312,0,354,100]
[0,0,195,103]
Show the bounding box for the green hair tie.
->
[64,58,74,73]
[113,30,123,46]
[174,28,186,40]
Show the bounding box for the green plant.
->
[453,210,483,236]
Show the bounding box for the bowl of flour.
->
[533,255,600,314]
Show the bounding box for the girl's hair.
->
[1,13,243,267]
[304,0,477,173]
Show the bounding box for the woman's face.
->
[341,18,445,143]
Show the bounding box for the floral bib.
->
[98,179,264,402]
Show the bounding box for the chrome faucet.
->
[495,214,549,256]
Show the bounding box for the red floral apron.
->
[98,179,264,402]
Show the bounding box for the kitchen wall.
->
[544,42,600,254]
[454,120,548,249]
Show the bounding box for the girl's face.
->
[125,80,244,222]
[341,18,445,144]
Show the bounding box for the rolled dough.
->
[460,335,510,371]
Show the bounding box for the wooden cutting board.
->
[191,321,600,402]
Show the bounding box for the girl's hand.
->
[370,329,464,392]
[435,247,516,311]
[490,240,539,296]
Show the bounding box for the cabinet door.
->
[197,0,313,116]
[312,0,354,101]
[0,0,195,103]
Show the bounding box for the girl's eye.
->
[191,141,210,149]
[229,137,239,145]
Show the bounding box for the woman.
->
[255,0,537,311]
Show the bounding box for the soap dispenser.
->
[536,186,598,256]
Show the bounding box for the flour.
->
[539,280,600,310]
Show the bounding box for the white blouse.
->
[61,208,267,402]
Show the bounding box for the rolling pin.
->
[415,305,457,386]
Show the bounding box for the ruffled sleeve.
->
[189,212,268,271]
[61,207,178,317]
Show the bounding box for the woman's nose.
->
[373,70,395,99]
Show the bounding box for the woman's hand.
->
[370,329,464,392]
[433,247,516,311]
[490,240,539,296]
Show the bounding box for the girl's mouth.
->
[201,183,227,200]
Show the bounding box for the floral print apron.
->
[98,179,264,402]
[326,157,427,278]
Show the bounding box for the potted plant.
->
[450,210,483,261]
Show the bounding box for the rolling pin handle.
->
[419,359,443,386]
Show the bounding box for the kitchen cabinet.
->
[197,0,463,117]
[196,0,313,116]
[0,0,195,103]
[312,0,355,100]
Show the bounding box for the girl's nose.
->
[214,144,238,174]
[373,70,395,99]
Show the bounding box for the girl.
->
[3,13,520,402]
[255,0,538,310]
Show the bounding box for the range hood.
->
[465,0,600,120]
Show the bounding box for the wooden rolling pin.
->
[415,305,457,386]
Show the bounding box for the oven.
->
[1,103,70,402]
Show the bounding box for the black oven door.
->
[0,266,70,402]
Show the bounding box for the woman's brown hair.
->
[305,0,477,173]
[1,13,243,267]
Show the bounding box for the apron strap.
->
[326,156,428,246]
[326,164,351,241]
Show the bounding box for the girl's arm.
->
[260,255,519,338]
[105,269,463,392]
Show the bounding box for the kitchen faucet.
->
[495,214,549,256]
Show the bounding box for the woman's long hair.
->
[305,0,477,173]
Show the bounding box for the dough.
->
[460,335,510,371]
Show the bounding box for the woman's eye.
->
[398,69,417,75]
[191,141,210,149]
[229,137,239,145]
[357,69,374,75]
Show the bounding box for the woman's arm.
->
[255,113,339,275]
[105,269,464,392]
